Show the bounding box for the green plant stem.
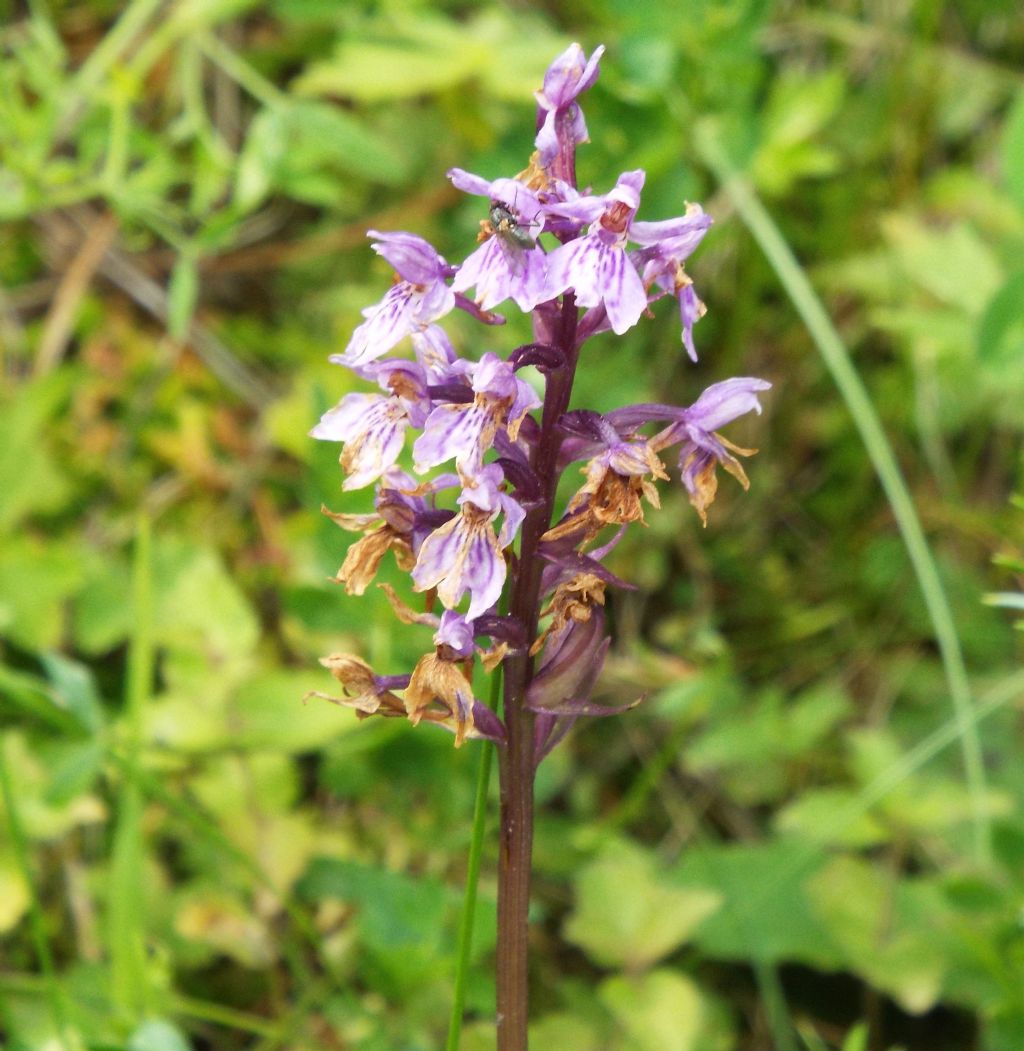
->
[0,741,73,1049]
[66,0,163,93]
[196,30,287,109]
[445,659,501,1051]
[695,124,992,867]
[58,0,164,136]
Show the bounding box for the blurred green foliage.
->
[1,1,1023,1049]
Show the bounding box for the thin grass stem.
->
[445,670,499,1050]
[0,740,73,1048]
[695,123,992,866]
[109,513,154,1018]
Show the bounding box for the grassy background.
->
[1,1,1023,1049]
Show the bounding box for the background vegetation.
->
[1,1,1022,1048]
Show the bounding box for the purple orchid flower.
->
[411,324,460,381]
[540,170,649,334]
[543,173,720,338]
[633,203,713,361]
[335,231,455,369]
[609,377,772,523]
[447,169,548,312]
[413,352,541,475]
[412,463,525,619]
[534,42,605,177]
[310,359,432,491]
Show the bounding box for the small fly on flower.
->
[488,200,538,250]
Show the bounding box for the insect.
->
[488,200,538,250]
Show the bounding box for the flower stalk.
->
[309,41,770,1048]
[496,292,580,1047]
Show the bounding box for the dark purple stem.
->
[496,292,579,1051]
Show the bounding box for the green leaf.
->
[167,255,198,341]
[294,40,479,103]
[299,857,447,952]
[752,69,844,196]
[73,554,134,655]
[39,653,106,735]
[842,1023,869,1051]
[0,850,31,933]
[881,215,1003,310]
[806,856,948,1014]
[297,857,449,992]
[44,740,106,806]
[599,969,733,1051]
[234,106,283,210]
[228,669,363,752]
[775,788,888,848]
[676,840,842,968]
[984,591,1024,611]
[128,1020,193,1051]
[564,840,721,970]
[153,540,261,671]
[0,371,75,533]
[1002,89,1024,212]
[529,1014,605,1050]
[236,100,409,208]
[978,271,1024,365]
[0,732,106,840]
[0,537,85,650]
[0,664,88,735]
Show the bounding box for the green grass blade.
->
[60,0,164,129]
[445,741,495,1051]
[0,740,74,1049]
[695,123,991,866]
[108,513,154,1018]
[445,661,501,1051]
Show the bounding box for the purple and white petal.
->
[412,325,459,380]
[412,517,464,592]
[537,43,605,109]
[310,391,382,443]
[310,392,410,491]
[459,528,506,619]
[339,284,421,367]
[630,204,712,249]
[452,237,547,313]
[447,168,494,198]
[685,377,771,433]
[508,375,542,433]
[368,230,449,284]
[413,401,490,473]
[604,169,645,212]
[545,238,647,335]
[540,190,606,226]
[599,248,648,335]
[533,43,605,165]
[435,610,475,658]
[412,513,506,619]
[497,491,526,549]
[459,462,505,513]
[341,402,410,490]
[679,284,705,363]
[411,276,456,328]
[606,440,653,477]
